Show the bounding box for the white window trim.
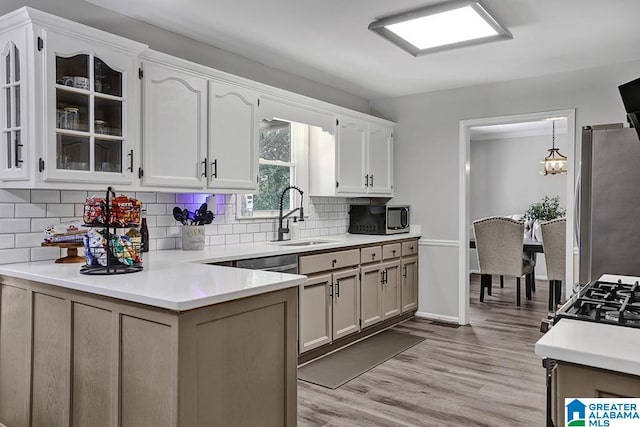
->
[236,122,309,220]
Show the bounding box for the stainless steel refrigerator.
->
[578,124,640,283]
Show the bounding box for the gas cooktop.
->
[556,279,640,328]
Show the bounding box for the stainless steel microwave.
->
[348,205,410,235]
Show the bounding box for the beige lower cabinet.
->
[552,361,640,426]
[401,256,418,312]
[360,263,384,328]
[0,276,298,427]
[298,273,332,353]
[332,267,360,339]
[381,260,402,319]
[298,267,360,353]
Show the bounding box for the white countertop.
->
[535,274,640,376]
[0,232,421,312]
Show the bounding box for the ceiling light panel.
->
[369,0,512,57]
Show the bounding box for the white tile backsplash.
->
[0,190,350,264]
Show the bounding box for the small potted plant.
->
[524,195,566,241]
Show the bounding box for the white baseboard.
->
[415,311,461,325]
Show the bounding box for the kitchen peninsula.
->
[0,254,304,427]
[0,232,421,427]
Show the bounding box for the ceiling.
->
[84,0,640,100]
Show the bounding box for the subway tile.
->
[225,234,240,245]
[47,204,75,218]
[156,215,175,227]
[176,194,193,204]
[32,217,60,232]
[0,203,14,217]
[166,226,181,238]
[31,190,60,203]
[0,218,30,233]
[0,248,30,264]
[0,235,14,249]
[149,227,167,239]
[253,232,267,242]
[156,193,176,203]
[239,234,253,244]
[218,224,232,235]
[15,232,45,248]
[145,239,157,251]
[0,189,30,203]
[260,222,274,233]
[209,235,225,246]
[193,193,210,204]
[232,224,246,234]
[61,190,88,203]
[30,246,61,262]
[15,203,47,218]
[156,238,177,250]
[204,224,218,236]
[246,223,261,233]
[144,203,166,216]
[144,216,157,227]
[74,204,85,217]
[135,192,156,203]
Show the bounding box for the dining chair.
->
[540,218,566,312]
[473,217,535,307]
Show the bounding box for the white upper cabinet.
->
[310,116,394,197]
[0,26,28,181]
[336,116,367,194]
[141,59,207,188]
[367,122,393,195]
[42,29,140,184]
[207,81,258,191]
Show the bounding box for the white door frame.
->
[458,109,576,325]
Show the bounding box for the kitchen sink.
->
[276,240,335,247]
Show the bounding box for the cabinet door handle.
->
[127,150,134,172]
[403,265,407,278]
[364,174,369,187]
[201,158,207,177]
[335,281,340,298]
[369,174,373,187]
[329,284,333,298]
[211,159,218,178]
[14,139,23,167]
[384,270,388,284]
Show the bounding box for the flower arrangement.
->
[524,195,566,221]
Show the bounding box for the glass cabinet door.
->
[54,53,126,175]
[44,30,135,184]
[1,38,26,180]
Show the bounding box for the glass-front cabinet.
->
[0,28,28,181]
[43,30,139,184]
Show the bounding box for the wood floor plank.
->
[298,274,547,426]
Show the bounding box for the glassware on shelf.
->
[62,107,79,130]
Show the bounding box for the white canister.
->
[182,225,205,250]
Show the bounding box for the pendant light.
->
[541,120,567,175]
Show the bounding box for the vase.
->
[533,220,543,242]
[182,225,205,250]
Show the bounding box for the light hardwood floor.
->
[298,274,549,426]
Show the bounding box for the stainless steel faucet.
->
[277,186,304,241]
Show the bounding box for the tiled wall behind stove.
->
[0,189,350,265]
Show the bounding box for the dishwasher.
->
[234,254,299,274]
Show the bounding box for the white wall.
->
[371,59,640,321]
[468,133,568,277]
[0,0,369,113]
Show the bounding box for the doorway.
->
[458,109,576,325]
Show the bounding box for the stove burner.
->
[556,279,640,328]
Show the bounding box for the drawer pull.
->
[332,259,337,267]
[392,249,396,255]
[372,253,376,259]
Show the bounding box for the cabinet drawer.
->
[299,249,360,275]
[402,240,419,257]
[360,246,382,264]
[382,243,401,260]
